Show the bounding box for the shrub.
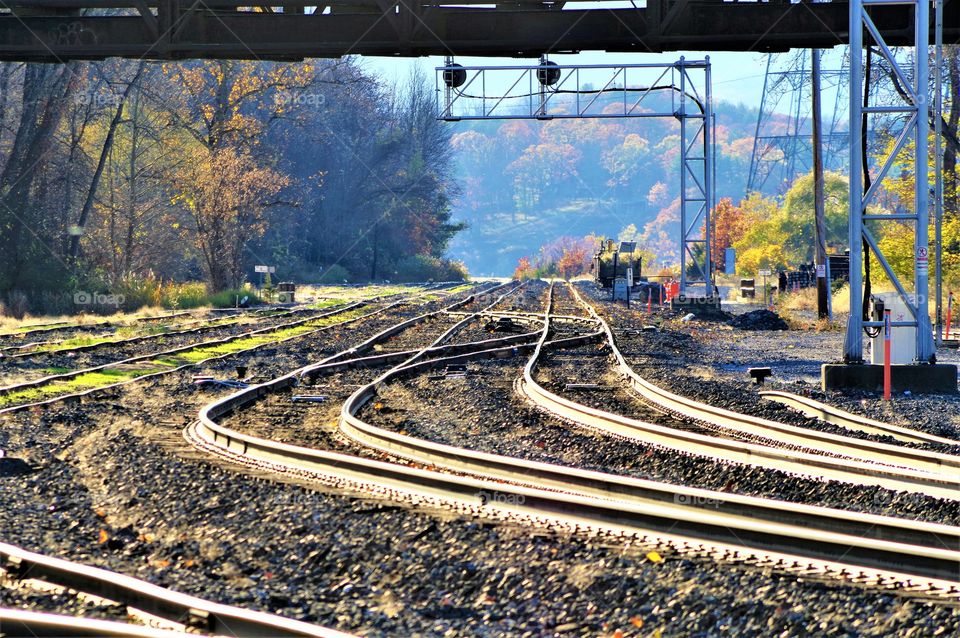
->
[208,287,261,308]
[3,291,29,320]
[513,257,536,281]
[164,282,209,309]
[317,264,352,284]
[113,273,164,310]
[393,255,468,283]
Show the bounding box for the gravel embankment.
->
[4,284,958,636]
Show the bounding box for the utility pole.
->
[812,49,830,320]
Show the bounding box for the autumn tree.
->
[710,197,746,272]
[173,147,289,291]
[82,80,186,280]
[513,256,535,280]
[149,60,316,290]
[506,143,581,212]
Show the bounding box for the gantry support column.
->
[843,0,935,364]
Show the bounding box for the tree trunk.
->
[69,62,145,261]
[0,63,79,291]
[945,47,960,215]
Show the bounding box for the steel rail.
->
[759,389,960,447]
[0,306,315,359]
[0,290,439,415]
[0,282,456,352]
[0,310,196,341]
[334,319,960,553]
[0,543,354,637]
[190,282,960,585]
[0,302,369,395]
[560,284,960,491]
[0,311,245,354]
[0,280,468,396]
[0,610,192,638]
[0,304,374,417]
[515,287,958,496]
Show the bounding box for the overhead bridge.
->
[0,0,955,61]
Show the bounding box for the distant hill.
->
[444,94,778,276]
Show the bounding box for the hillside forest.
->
[0,59,463,314]
[474,50,960,292]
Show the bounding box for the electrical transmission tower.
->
[747,50,850,195]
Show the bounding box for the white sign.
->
[816,264,826,278]
[626,267,634,287]
[254,265,276,274]
[758,269,772,277]
[613,278,629,302]
[916,246,928,273]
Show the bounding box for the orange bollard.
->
[883,309,892,401]
[647,294,652,314]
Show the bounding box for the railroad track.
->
[0,310,198,347]
[0,284,474,414]
[537,284,960,497]
[759,389,960,446]
[188,281,960,597]
[450,288,960,490]
[0,308,292,359]
[0,542,353,637]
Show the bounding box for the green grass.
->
[0,305,370,409]
[0,367,163,407]
[310,299,342,309]
[162,308,370,364]
[443,283,476,295]
[30,315,242,355]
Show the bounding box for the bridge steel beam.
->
[0,1,955,61]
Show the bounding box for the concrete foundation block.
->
[821,363,958,394]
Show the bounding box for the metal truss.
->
[437,58,713,294]
[747,51,850,195]
[845,0,935,363]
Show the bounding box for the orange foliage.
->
[557,245,589,280]
[513,256,535,280]
[711,197,747,272]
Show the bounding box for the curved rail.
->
[759,389,960,446]
[552,284,960,495]
[0,543,354,637]
[190,282,960,587]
